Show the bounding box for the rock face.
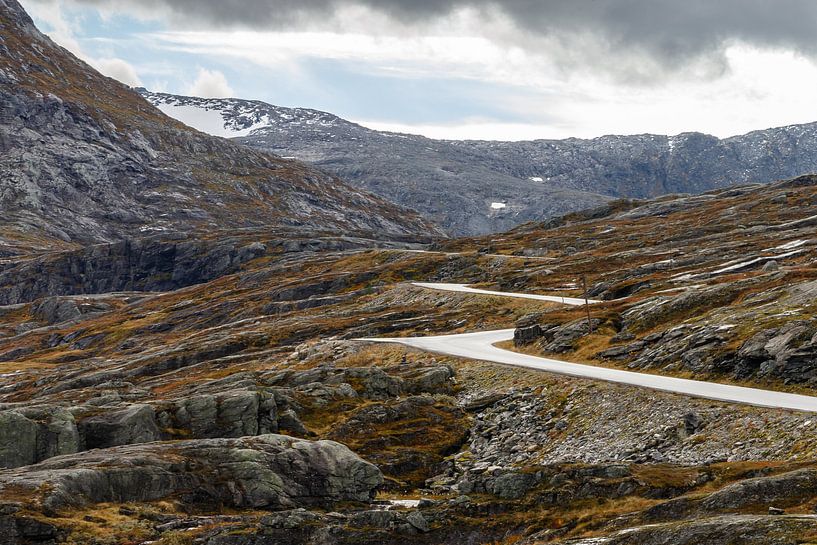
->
[0,407,79,468]
[0,435,383,511]
[144,90,817,236]
[141,91,611,236]
[550,515,817,545]
[0,231,423,305]
[0,0,439,255]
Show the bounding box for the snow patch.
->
[154,102,267,138]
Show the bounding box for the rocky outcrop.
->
[0,407,79,468]
[79,404,162,449]
[203,507,442,545]
[548,515,817,545]
[262,364,455,400]
[699,468,817,511]
[0,435,382,512]
[161,390,278,439]
[513,319,602,352]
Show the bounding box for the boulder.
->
[17,406,80,462]
[700,469,817,511]
[0,411,37,468]
[0,435,383,512]
[396,365,456,395]
[30,297,81,324]
[167,390,274,438]
[79,404,162,449]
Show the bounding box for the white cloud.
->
[149,27,817,139]
[19,0,84,54]
[186,68,234,98]
[93,57,143,86]
[20,0,817,140]
[19,0,145,88]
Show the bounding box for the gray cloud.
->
[50,0,817,79]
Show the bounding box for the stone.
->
[277,409,311,437]
[0,435,383,512]
[79,404,161,449]
[406,511,430,533]
[0,411,37,468]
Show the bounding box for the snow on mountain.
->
[139,88,817,237]
[139,89,344,138]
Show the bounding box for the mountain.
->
[0,0,439,257]
[140,90,613,236]
[142,89,817,236]
[8,1,817,544]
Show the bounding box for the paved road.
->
[398,249,557,262]
[360,284,817,412]
[412,282,600,305]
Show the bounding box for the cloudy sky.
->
[18,0,817,140]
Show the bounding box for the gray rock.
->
[79,404,161,449]
[17,406,80,462]
[0,435,383,511]
[277,409,311,437]
[701,468,817,511]
[30,297,81,324]
[169,390,272,438]
[406,511,430,533]
[0,411,37,468]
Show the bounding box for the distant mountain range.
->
[141,89,817,236]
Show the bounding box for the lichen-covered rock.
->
[164,390,275,438]
[700,468,817,511]
[79,404,162,449]
[550,515,817,545]
[0,411,37,468]
[17,406,80,462]
[0,435,383,512]
[0,407,80,469]
[264,366,404,399]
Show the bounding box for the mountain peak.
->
[0,0,35,30]
[139,89,356,139]
[0,1,441,252]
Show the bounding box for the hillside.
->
[140,90,612,236]
[0,0,439,257]
[142,89,817,236]
[6,167,817,542]
[6,1,817,544]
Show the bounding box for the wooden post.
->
[581,274,593,334]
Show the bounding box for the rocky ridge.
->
[143,89,817,236]
[6,0,817,543]
[0,0,439,254]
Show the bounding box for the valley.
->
[3,0,817,544]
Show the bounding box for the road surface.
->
[412,282,600,306]
[359,283,817,412]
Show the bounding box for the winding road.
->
[360,283,817,412]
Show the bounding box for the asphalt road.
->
[360,283,817,412]
[412,282,600,305]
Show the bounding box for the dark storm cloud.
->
[61,0,817,71]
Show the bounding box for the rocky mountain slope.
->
[7,0,817,543]
[141,90,612,236]
[6,163,817,543]
[0,0,439,256]
[142,89,817,236]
